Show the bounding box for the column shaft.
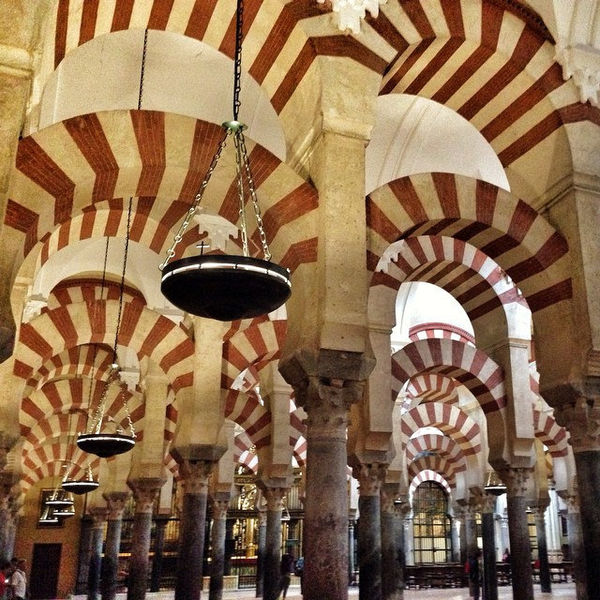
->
[567,507,588,600]
[574,450,600,600]
[380,503,403,600]
[88,515,106,600]
[535,510,551,593]
[77,517,93,594]
[264,502,283,600]
[348,520,356,585]
[127,512,153,600]
[150,518,168,592]
[506,495,534,600]
[101,518,123,600]
[208,501,228,600]
[358,494,382,600]
[255,512,267,598]
[481,511,498,600]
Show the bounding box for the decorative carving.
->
[498,467,534,498]
[353,463,386,497]
[479,493,497,514]
[179,460,213,495]
[556,398,600,452]
[558,493,580,514]
[317,0,387,34]
[104,491,130,520]
[128,479,163,514]
[555,42,600,107]
[89,506,109,524]
[211,496,230,520]
[262,487,287,512]
[193,209,237,252]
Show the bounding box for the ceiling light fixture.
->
[159,0,291,321]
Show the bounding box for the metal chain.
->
[237,131,271,260]
[159,128,232,270]
[233,0,244,120]
[122,389,136,438]
[234,132,249,256]
[138,29,148,110]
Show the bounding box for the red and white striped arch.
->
[409,470,452,497]
[406,373,460,405]
[367,175,571,316]
[405,433,466,471]
[46,280,144,310]
[224,389,270,451]
[293,435,307,468]
[9,112,318,278]
[14,299,194,393]
[401,402,482,457]
[409,322,475,345]
[234,428,259,474]
[408,455,457,488]
[533,407,568,457]
[392,338,506,414]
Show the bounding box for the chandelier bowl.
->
[62,479,100,495]
[161,254,291,321]
[77,433,136,458]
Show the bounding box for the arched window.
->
[413,481,452,564]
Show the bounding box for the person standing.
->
[9,559,26,600]
[279,552,294,600]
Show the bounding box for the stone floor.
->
[89,583,576,599]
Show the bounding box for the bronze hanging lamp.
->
[159,0,291,321]
[77,207,137,458]
[62,464,100,495]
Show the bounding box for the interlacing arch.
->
[392,338,506,415]
[14,299,194,393]
[224,389,270,452]
[400,402,482,458]
[408,455,457,488]
[533,406,569,457]
[405,373,460,406]
[409,470,452,497]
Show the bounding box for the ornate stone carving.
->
[179,460,213,495]
[211,497,230,520]
[262,487,287,512]
[128,479,163,514]
[90,506,109,524]
[380,484,397,514]
[555,42,600,106]
[556,398,600,452]
[257,508,267,527]
[316,0,387,34]
[104,491,130,520]
[559,493,580,515]
[478,493,497,514]
[498,467,534,498]
[353,462,386,497]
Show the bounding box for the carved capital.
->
[128,478,163,514]
[559,493,579,514]
[179,459,213,495]
[257,508,267,527]
[353,462,386,497]
[555,398,600,452]
[479,493,497,514]
[103,491,130,520]
[89,506,109,524]
[380,483,398,514]
[211,494,230,520]
[262,487,287,512]
[498,467,534,498]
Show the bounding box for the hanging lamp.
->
[39,506,59,525]
[484,470,506,496]
[52,503,76,519]
[62,464,100,495]
[77,207,136,458]
[159,0,291,321]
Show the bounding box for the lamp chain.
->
[233,0,244,121]
[138,29,148,110]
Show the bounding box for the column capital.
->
[257,508,267,527]
[211,493,230,520]
[261,486,288,512]
[479,493,497,514]
[103,491,130,520]
[89,506,109,524]
[555,397,600,452]
[380,483,398,514]
[178,459,214,495]
[127,477,164,514]
[558,492,580,514]
[353,462,386,497]
[498,467,535,498]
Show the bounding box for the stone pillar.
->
[556,399,600,600]
[380,486,405,600]
[480,494,498,600]
[88,508,108,600]
[209,494,230,600]
[284,378,363,600]
[355,463,385,600]
[224,518,234,576]
[348,518,356,585]
[500,468,534,600]
[450,516,461,563]
[255,509,267,598]
[533,502,551,593]
[263,487,286,600]
[464,505,478,556]
[404,512,414,566]
[0,482,14,562]
[175,460,212,600]
[150,516,168,592]
[127,479,162,600]
[562,494,587,600]
[101,492,129,600]
[77,516,94,594]
[454,505,467,565]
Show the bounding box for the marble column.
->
[88,508,109,600]
[355,463,385,600]
[500,468,534,600]
[450,517,460,563]
[255,509,267,598]
[348,518,356,585]
[464,505,478,555]
[127,479,162,600]
[480,494,498,600]
[150,517,168,592]
[175,460,212,600]
[263,487,286,600]
[209,495,230,600]
[224,518,234,576]
[404,513,414,566]
[101,493,129,600]
[380,486,406,600]
[533,502,551,593]
[290,378,363,600]
[562,494,587,600]
[77,516,94,594]
[454,505,467,565]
